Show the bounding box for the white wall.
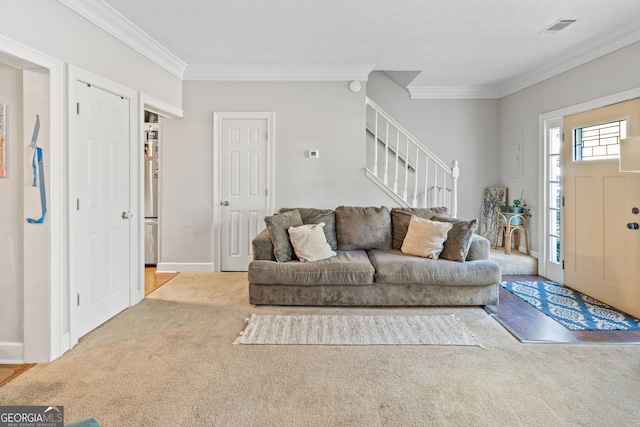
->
[366,71,501,220]
[0,0,182,108]
[0,1,184,362]
[160,80,399,269]
[0,63,23,354]
[499,41,640,253]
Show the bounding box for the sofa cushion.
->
[249,250,374,285]
[391,207,449,249]
[466,234,490,261]
[368,249,502,286]
[278,207,337,250]
[288,222,337,262]
[433,216,479,262]
[335,206,392,250]
[401,215,453,259]
[264,209,304,262]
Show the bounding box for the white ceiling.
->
[62,0,640,98]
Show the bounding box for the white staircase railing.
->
[365,97,459,217]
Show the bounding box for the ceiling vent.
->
[541,19,576,34]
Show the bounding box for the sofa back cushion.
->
[278,207,337,250]
[335,206,392,250]
[432,216,479,262]
[264,209,304,262]
[391,207,449,249]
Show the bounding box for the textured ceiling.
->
[97,0,640,96]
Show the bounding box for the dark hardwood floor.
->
[486,274,640,344]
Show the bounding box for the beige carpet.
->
[1,273,639,426]
[490,248,538,274]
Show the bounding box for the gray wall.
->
[0,63,23,346]
[0,1,184,361]
[160,80,401,269]
[159,76,501,269]
[366,71,501,221]
[499,41,640,252]
[0,1,182,107]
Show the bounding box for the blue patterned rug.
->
[501,280,640,331]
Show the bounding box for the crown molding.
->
[58,0,186,79]
[408,85,501,99]
[498,23,640,97]
[184,64,375,81]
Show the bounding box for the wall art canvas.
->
[0,104,5,177]
[478,187,507,246]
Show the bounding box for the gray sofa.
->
[248,206,501,306]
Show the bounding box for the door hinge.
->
[561,132,564,143]
[77,198,80,211]
[562,260,565,270]
[77,293,80,306]
[76,102,80,115]
[562,196,564,207]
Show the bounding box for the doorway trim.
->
[538,86,640,282]
[212,112,275,272]
[67,65,141,348]
[139,94,183,279]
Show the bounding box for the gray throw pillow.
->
[278,208,337,250]
[433,216,479,262]
[264,209,304,262]
[335,206,392,250]
[391,207,449,249]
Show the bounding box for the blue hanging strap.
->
[26,115,46,224]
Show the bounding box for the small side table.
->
[494,212,530,255]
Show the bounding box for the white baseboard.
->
[519,247,539,258]
[156,262,214,273]
[0,341,24,364]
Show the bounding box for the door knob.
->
[122,211,132,219]
[627,222,639,230]
[221,201,229,206]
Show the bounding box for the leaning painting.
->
[478,187,507,246]
[0,104,5,177]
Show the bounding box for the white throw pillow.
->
[401,215,453,259]
[288,222,337,262]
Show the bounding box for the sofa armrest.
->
[466,234,490,261]
[252,228,276,261]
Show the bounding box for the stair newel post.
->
[383,121,389,185]
[373,110,379,176]
[451,160,459,218]
[412,145,419,207]
[393,128,399,193]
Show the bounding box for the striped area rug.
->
[233,314,482,346]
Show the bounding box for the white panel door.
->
[563,99,640,318]
[220,118,269,271]
[75,82,131,337]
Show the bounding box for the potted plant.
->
[499,199,529,226]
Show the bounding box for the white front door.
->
[219,117,271,271]
[563,98,640,318]
[75,81,131,337]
